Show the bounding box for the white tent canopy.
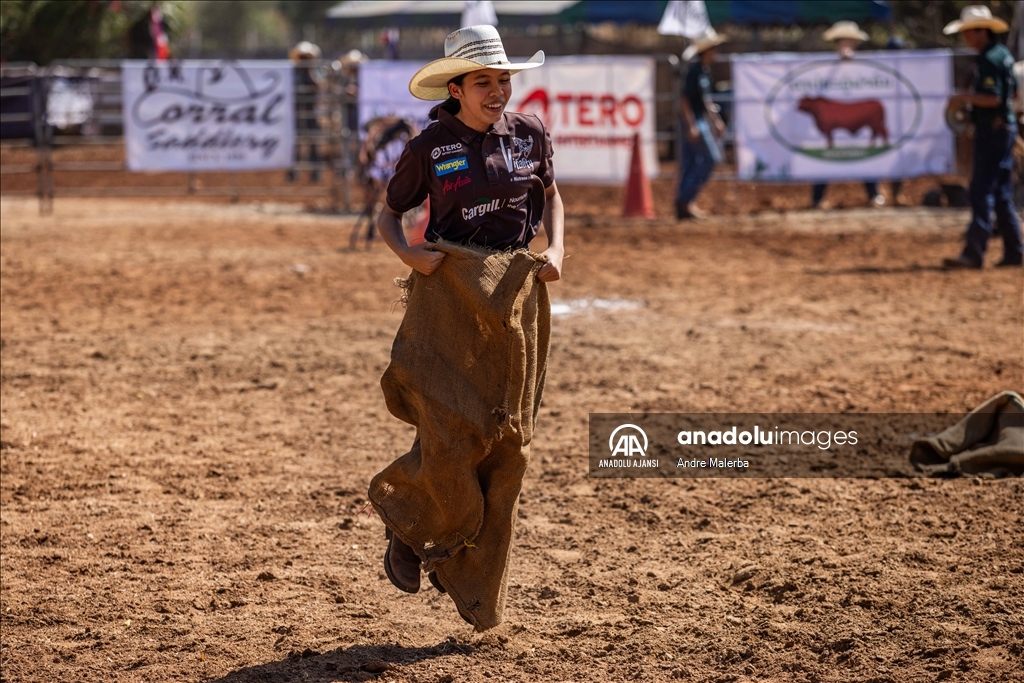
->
[326,1,580,20]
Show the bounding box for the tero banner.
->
[357,56,657,183]
[732,50,954,181]
[121,60,294,171]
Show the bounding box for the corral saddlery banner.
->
[358,56,657,183]
[122,60,294,171]
[732,50,954,181]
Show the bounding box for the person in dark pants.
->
[676,28,727,220]
[812,21,885,210]
[287,42,323,183]
[941,6,1022,269]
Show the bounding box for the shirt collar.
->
[438,108,509,142]
[491,114,510,136]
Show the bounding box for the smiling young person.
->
[376,25,563,278]
[369,25,565,619]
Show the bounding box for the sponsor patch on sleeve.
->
[434,156,468,176]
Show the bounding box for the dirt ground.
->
[1,194,1022,683]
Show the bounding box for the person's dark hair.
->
[428,74,466,120]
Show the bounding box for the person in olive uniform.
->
[676,28,728,220]
[942,6,1022,269]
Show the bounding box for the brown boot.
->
[384,528,421,593]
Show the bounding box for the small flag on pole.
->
[658,0,711,39]
[462,1,498,28]
[150,6,170,61]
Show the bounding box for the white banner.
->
[732,51,954,181]
[357,60,433,135]
[122,60,294,171]
[357,56,657,183]
[511,56,657,183]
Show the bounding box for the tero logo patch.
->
[434,156,468,176]
[431,143,463,160]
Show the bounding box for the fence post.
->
[328,63,343,212]
[339,64,353,213]
[36,67,54,215]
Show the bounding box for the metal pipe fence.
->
[2,53,978,216]
[1,60,361,215]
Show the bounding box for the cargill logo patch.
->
[434,156,468,176]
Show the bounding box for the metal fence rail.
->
[2,53,978,216]
[1,60,360,215]
[0,63,51,209]
[4,58,687,216]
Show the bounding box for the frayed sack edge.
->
[391,239,548,308]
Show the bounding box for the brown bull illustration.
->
[797,96,889,148]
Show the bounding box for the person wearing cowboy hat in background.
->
[941,5,1022,269]
[676,28,727,221]
[287,41,324,183]
[810,21,887,211]
[372,25,563,601]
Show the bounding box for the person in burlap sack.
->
[370,25,564,631]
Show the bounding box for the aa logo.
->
[609,424,648,458]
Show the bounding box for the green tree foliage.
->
[0,0,191,64]
[275,0,336,36]
[192,1,290,57]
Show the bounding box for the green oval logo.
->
[764,59,923,162]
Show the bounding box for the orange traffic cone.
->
[408,197,429,245]
[622,132,655,219]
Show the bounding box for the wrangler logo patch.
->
[434,156,468,176]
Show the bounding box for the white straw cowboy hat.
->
[290,41,321,61]
[943,5,1009,34]
[682,28,727,61]
[409,25,544,101]
[823,21,869,42]
[340,49,367,67]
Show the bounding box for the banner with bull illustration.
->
[122,60,294,171]
[732,51,954,181]
[358,56,657,183]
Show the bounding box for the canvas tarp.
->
[910,391,1024,477]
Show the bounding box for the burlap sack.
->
[368,242,550,631]
[910,391,1024,476]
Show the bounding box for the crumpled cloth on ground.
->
[910,391,1024,477]
[368,242,550,631]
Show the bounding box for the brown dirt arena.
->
[1,191,1022,683]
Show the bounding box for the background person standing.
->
[287,41,324,183]
[676,28,727,221]
[941,6,1022,269]
[811,21,885,210]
